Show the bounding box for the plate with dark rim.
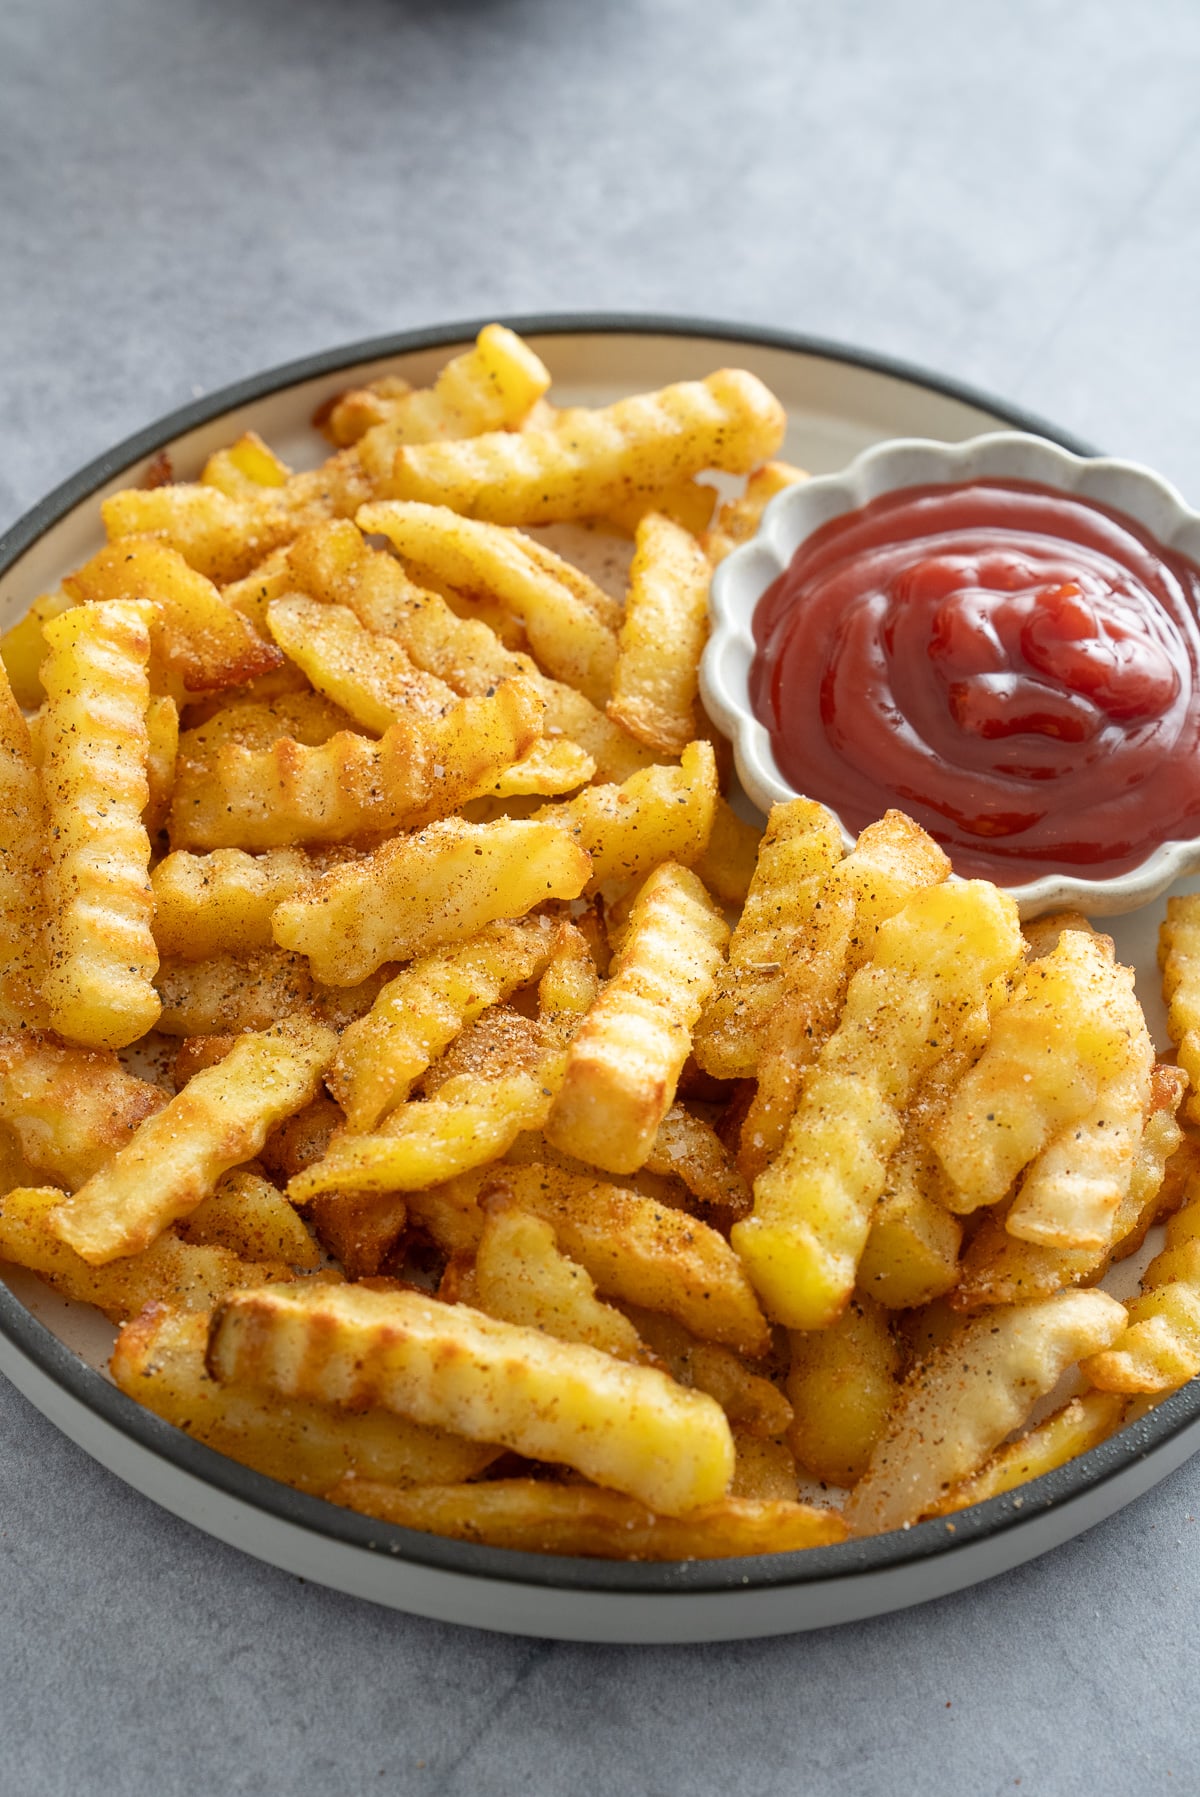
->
[2,313,1198,1644]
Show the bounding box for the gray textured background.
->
[3,0,1200,1790]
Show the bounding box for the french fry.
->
[152,847,318,959]
[1160,895,1200,1124]
[64,540,282,694]
[737,812,951,1183]
[606,512,711,756]
[730,1432,800,1501]
[337,323,550,455]
[546,862,728,1175]
[380,370,787,525]
[627,1308,792,1435]
[305,1190,410,1281]
[258,1094,344,1181]
[786,1297,901,1487]
[701,461,809,563]
[111,1307,495,1493]
[0,1185,310,1323]
[358,502,621,706]
[179,1169,322,1270]
[0,1031,166,1189]
[49,1016,336,1263]
[201,430,291,497]
[0,659,48,1026]
[143,694,179,836]
[642,1104,751,1216]
[473,1204,645,1361]
[843,1289,1128,1536]
[532,741,717,895]
[0,587,74,708]
[155,949,319,1036]
[206,1281,735,1516]
[265,593,455,729]
[1083,1179,1200,1393]
[316,377,413,447]
[220,547,295,635]
[691,795,764,910]
[931,931,1145,1213]
[271,815,591,986]
[473,736,595,802]
[285,521,653,781]
[329,1478,847,1558]
[39,600,160,1049]
[330,916,558,1131]
[603,477,718,538]
[694,797,844,1080]
[179,689,358,758]
[927,1389,1129,1516]
[733,881,1023,1331]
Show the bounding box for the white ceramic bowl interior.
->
[702,430,1200,917]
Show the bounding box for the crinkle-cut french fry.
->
[953,1095,1188,1312]
[627,1307,792,1435]
[413,1161,771,1355]
[0,658,48,1027]
[641,1104,751,1216]
[0,1031,166,1189]
[931,931,1145,1214]
[152,848,320,960]
[479,736,594,800]
[265,594,455,730]
[285,522,653,782]
[1022,909,1108,961]
[786,1297,901,1487]
[546,862,728,1176]
[358,503,620,706]
[691,796,763,910]
[201,430,291,497]
[694,797,844,1081]
[737,811,950,1183]
[0,1186,311,1323]
[531,741,717,896]
[330,917,557,1132]
[305,1189,409,1281]
[0,1124,36,1197]
[179,1169,321,1270]
[40,600,160,1050]
[1160,895,1200,1125]
[730,1431,800,1501]
[701,461,809,564]
[473,1204,645,1361]
[220,547,294,635]
[155,949,319,1036]
[271,816,591,986]
[50,1016,336,1264]
[1005,999,1154,1250]
[329,1477,847,1558]
[207,1280,735,1516]
[111,1306,494,1494]
[927,1389,1129,1516]
[143,694,178,836]
[173,1033,238,1084]
[380,370,787,525]
[1083,1182,1200,1394]
[258,1093,344,1182]
[606,512,711,756]
[64,540,282,695]
[733,881,1023,1332]
[0,586,74,708]
[332,324,550,458]
[843,1289,1127,1536]
[603,477,718,538]
[180,691,359,764]
[169,678,543,849]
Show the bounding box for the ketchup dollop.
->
[749,479,1200,880]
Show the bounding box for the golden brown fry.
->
[1160,895,1200,1125]
[50,1016,336,1263]
[691,796,764,910]
[152,847,319,960]
[1083,1178,1200,1393]
[180,1169,321,1269]
[628,1308,792,1436]
[606,512,710,756]
[730,1432,800,1502]
[336,324,550,454]
[642,1104,751,1216]
[927,1389,1128,1516]
[206,1281,735,1516]
[786,1297,901,1487]
[0,658,48,1026]
[532,740,717,895]
[143,693,179,836]
[473,1204,645,1361]
[266,593,455,729]
[843,1289,1127,1536]
[701,461,809,563]
[305,1189,409,1281]
[0,1031,166,1189]
[40,599,160,1049]
[271,816,591,986]
[155,949,319,1035]
[329,1477,846,1558]
[603,478,718,538]
[0,587,74,708]
[112,1306,494,1493]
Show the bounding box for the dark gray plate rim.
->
[1,309,1193,1602]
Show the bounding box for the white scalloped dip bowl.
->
[700,431,1200,917]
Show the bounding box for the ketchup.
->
[749,479,1200,880]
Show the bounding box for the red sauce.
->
[749,479,1200,880]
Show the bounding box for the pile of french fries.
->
[2,324,1199,1562]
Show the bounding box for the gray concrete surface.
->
[3,0,1200,1790]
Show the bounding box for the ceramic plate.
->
[2,314,1199,1644]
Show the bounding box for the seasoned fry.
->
[733,881,1023,1331]
[50,1016,336,1263]
[604,478,718,538]
[532,740,717,894]
[180,1169,321,1269]
[151,848,316,960]
[305,1189,410,1281]
[266,593,455,728]
[928,1389,1129,1515]
[692,795,764,909]
[330,323,549,452]
[206,1282,735,1515]
[0,659,48,1026]
[112,1307,494,1493]
[546,862,728,1175]
[787,1297,901,1486]
[473,1204,645,1361]
[329,1478,846,1558]
[271,816,591,985]
[701,461,809,563]
[380,370,787,524]
[606,512,711,756]
[629,1308,792,1435]
[1083,1180,1200,1393]
[843,1289,1127,1535]
[1,587,74,708]
[39,599,160,1049]
[694,797,844,1080]
[155,948,324,1036]
[1160,895,1200,1125]
[143,694,179,836]
[0,1031,166,1189]
[642,1104,751,1216]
